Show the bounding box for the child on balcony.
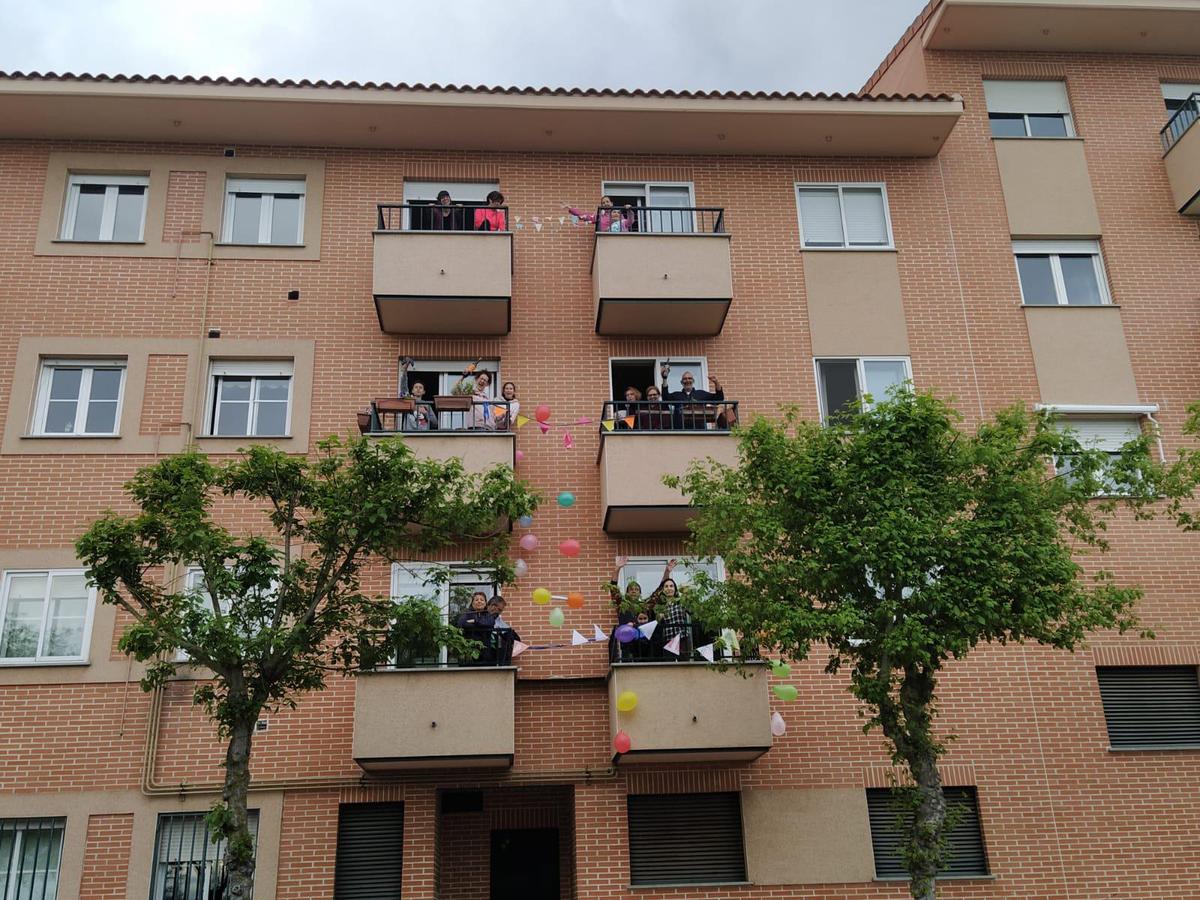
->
[562,196,634,233]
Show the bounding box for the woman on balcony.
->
[473,191,508,231]
[562,196,634,233]
[495,381,520,431]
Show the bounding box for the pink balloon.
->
[535,404,552,423]
[515,449,525,461]
[613,730,632,754]
[519,534,539,552]
[559,538,581,558]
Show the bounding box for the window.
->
[1052,416,1143,481]
[608,357,708,402]
[1097,666,1200,749]
[1014,241,1110,306]
[334,802,404,900]
[60,174,148,242]
[1162,83,1200,116]
[207,360,293,437]
[32,360,125,436]
[867,787,988,879]
[618,556,722,598]
[0,818,66,899]
[401,359,499,429]
[627,792,746,886]
[602,181,696,233]
[392,563,498,665]
[401,181,497,231]
[0,570,94,664]
[222,178,305,245]
[150,811,259,900]
[984,80,1075,137]
[795,184,892,249]
[815,357,911,421]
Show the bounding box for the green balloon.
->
[549,607,565,627]
[771,661,792,678]
[557,491,576,508]
[772,683,799,702]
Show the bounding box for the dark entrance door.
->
[489,827,560,900]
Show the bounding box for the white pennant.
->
[511,640,530,657]
[697,642,715,662]
[593,624,608,642]
[571,630,588,646]
[637,620,658,639]
[663,634,682,656]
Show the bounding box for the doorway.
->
[490,827,560,900]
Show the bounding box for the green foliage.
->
[359,597,482,669]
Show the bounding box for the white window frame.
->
[794,183,895,250]
[206,360,294,438]
[986,111,1076,138]
[0,569,96,666]
[31,358,126,437]
[391,562,498,665]
[617,556,725,596]
[983,80,1076,138]
[814,356,913,421]
[221,178,306,245]
[1012,240,1112,306]
[398,359,500,398]
[607,356,709,399]
[600,181,697,232]
[60,173,149,242]
[0,818,66,899]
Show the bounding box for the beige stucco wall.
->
[352,667,515,766]
[373,231,512,299]
[1164,120,1200,215]
[994,139,1101,237]
[608,662,771,757]
[803,250,909,356]
[384,432,514,474]
[1024,305,1139,404]
[741,788,877,884]
[593,233,733,302]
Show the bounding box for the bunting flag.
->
[663,634,682,656]
[515,414,530,428]
[593,624,608,642]
[539,422,551,434]
[637,620,658,639]
[623,415,635,428]
[511,640,530,657]
[563,432,574,449]
[571,629,588,646]
[492,406,507,419]
[696,642,716,663]
[602,420,616,432]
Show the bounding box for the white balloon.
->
[770,711,787,737]
[514,559,529,577]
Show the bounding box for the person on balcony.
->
[608,557,672,661]
[613,386,641,430]
[456,591,496,665]
[487,596,520,665]
[636,385,673,431]
[562,196,634,233]
[662,367,724,430]
[653,562,692,661]
[401,381,437,431]
[428,190,466,231]
[495,381,520,431]
[473,191,507,231]
[452,367,495,430]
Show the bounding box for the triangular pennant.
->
[515,414,530,428]
[623,415,635,428]
[637,620,658,639]
[697,642,715,662]
[593,624,608,642]
[571,630,588,646]
[539,422,550,434]
[563,432,574,449]
[602,419,616,432]
[663,634,682,655]
[492,405,507,419]
[511,640,530,657]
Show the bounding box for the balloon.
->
[535,405,552,423]
[613,730,632,754]
[770,711,787,736]
[614,624,638,644]
[772,684,799,702]
[513,559,529,577]
[515,449,525,462]
[549,608,565,627]
[616,690,639,712]
[519,534,539,551]
[566,591,585,609]
[557,491,576,508]
[532,587,552,606]
[518,515,534,528]
[771,661,792,678]
[559,538,581,558]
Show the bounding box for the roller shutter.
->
[866,786,988,879]
[1096,666,1200,748]
[626,792,745,886]
[333,802,404,900]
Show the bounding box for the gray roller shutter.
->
[866,786,988,879]
[626,792,745,886]
[1096,666,1200,748]
[333,802,404,900]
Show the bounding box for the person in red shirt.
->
[473,191,507,231]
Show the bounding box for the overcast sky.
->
[0,0,929,94]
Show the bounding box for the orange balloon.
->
[567,591,585,609]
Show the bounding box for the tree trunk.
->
[906,750,946,900]
[221,716,257,899]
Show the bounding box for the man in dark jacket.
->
[661,368,724,430]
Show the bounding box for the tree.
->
[76,436,536,899]
[668,390,1188,900]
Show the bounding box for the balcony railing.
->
[599,399,739,432]
[608,621,757,664]
[587,205,725,235]
[1161,92,1200,154]
[377,203,511,232]
[359,398,516,434]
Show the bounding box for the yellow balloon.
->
[532,587,552,605]
[616,690,639,712]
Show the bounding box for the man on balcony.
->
[662,368,724,430]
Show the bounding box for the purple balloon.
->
[615,624,638,644]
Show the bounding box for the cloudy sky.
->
[0,0,929,94]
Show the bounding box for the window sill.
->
[214,242,306,249]
[1108,744,1200,752]
[0,659,89,668]
[630,882,751,890]
[991,136,1082,142]
[21,433,121,440]
[801,246,896,253]
[51,239,146,246]
[200,434,294,440]
[1021,303,1118,309]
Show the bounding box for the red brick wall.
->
[138,353,189,435]
[78,812,134,899]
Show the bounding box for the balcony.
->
[358,397,516,472]
[609,659,771,764]
[373,204,512,335]
[591,207,733,336]
[353,666,516,771]
[597,401,739,533]
[1162,93,1200,216]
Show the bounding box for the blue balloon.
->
[615,624,638,644]
[557,492,576,508]
[518,515,534,528]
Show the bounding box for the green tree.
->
[76,436,536,899]
[669,390,1187,900]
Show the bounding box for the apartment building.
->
[1,0,1199,897]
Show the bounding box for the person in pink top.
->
[473,191,508,231]
[562,196,635,232]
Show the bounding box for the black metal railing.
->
[360,398,516,433]
[608,621,756,664]
[600,399,739,432]
[373,627,517,669]
[1161,92,1200,153]
[590,205,725,235]
[377,203,511,232]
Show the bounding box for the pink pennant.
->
[663,634,682,656]
[511,640,530,657]
[563,432,574,449]
[539,422,550,434]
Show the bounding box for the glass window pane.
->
[644,186,692,234]
[253,401,288,436]
[1060,254,1103,305]
[988,113,1027,137]
[269,194,302,244]
[817,360,860,420]
[83,400,118,434]
[1016,255,1058,305]
[43,401,78,433]
[255,377,290,402]
[89,368,123,401]
[46,574,89,658]
[48,368,82,401]
[2,575,47,657]
[798,188,845,247]
[71,184,106,240]
[862,360,909,405]
[230,193,263,243]
[216,400,250,436]
[843,188,889,246]
[112,186,146,241]
[1028,114,1069,137]
[218,377,252,402]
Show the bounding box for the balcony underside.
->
[1164,121,1200,216]
[356,752,514,772]
[596,298,730,336]
[614,746,770,766]
[374,295,511,335]
[603,503,699,535]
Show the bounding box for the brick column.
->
[401,784,439,900]
[573,778,628,900]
